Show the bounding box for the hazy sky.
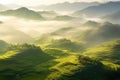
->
[0,0,119,6]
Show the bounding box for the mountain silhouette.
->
[34,2,99,12]
[103,11,120,24]
[74,1,120,17]
[0,7,44,20]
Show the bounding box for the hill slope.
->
[74,1,120,17]
[103,11,120,23]
[45,39,85,52]
[81,22,120,45]
[47,40,120,80]
[0,7,44,20]
[0,44,53,80]
[83,40,120,64]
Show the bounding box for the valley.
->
[0,1,120,80]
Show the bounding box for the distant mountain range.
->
[84,22,120,44]
[103,11,120,24]
[74,1,120,17]
[33,2,99,12]
[0,2,99,12]
[0,7,76,21]
[1,1,120,21]
[38,11,58,19]
[54,15,75,21]
[0,7,44,20]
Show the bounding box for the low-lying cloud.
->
[0,16,76,43]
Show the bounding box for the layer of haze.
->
[0,16,76,43]
[0,14,104,43]
[0,0,119,6]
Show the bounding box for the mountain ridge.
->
[74,1,120,17]
[0,7,44,20]
[33,2,99,12]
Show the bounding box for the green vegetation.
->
[45,39,85,52]
[83,40,120,64]
[0,44,54,80]
[0,3,120,80]
[44,48,70,58]
[0,39,120,80]
[1,21,120,80]
[53,55,120,80]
